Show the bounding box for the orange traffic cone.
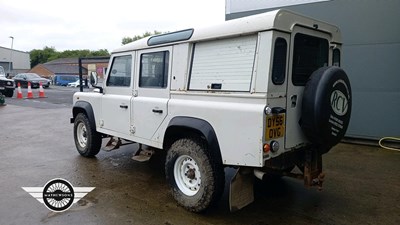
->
[16,82,23,99]
[26,82,34,99]
[38,82,46,98]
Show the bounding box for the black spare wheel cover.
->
[301,66,352,151]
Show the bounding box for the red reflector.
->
[263,144,270,153]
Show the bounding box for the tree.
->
[30,47,110,68]
[121,30,162,45]
[30,46,58,68]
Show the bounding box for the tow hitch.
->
[304,148,324,190]
[229,148,325,211]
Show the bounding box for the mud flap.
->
[229,168,254,212]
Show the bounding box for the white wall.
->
[0,47,30,70]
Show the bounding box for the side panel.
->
[254,31,273,93]
[166,117,221,154]
[165,93,266,167]
[72,92,103,129]
[72,101,96,128]
[101,93,132,134]
[189,35,258,92]
[170,43,191,91]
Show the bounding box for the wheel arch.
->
[72,101,96,130]
[163,116,223,164]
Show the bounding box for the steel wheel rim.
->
[174,155,201,196]
[76,122,87,148]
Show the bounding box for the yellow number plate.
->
[265,114,285,140]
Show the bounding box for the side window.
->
[272,38,287,85]
[106,55,132,87]
[139,51,169,88]
[292,33,328,86]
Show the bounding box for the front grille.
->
[0,80,14,87]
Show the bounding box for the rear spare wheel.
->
[301,66,352,153]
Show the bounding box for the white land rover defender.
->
[71,10,351,212]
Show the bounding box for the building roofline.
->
[0,46,30,54]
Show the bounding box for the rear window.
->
[271,38,288,85]
[292,33,328,86]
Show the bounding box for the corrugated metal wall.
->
[226,0,400,140]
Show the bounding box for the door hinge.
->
[100,119,104,128]
[133,90,138,97]
[130,125,136,134]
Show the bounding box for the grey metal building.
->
[226,0,400,140]
[0,46,30,76]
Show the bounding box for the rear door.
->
[131,47,171,142]
[285,26,330,148]
[264,31,290,143]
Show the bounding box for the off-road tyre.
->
[301,66,352,153]
[165,137,225,213]
[73,113,102,157]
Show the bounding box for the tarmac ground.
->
[0,87,399,225]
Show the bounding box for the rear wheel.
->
[73,113,102,157]
[165,137,225,212]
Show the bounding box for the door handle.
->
[152,109,163,114]
[120,105,128,109]
[291,95,297,108]
[271,107,286,114]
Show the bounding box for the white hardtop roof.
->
[113,9,341,53]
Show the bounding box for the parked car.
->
[54,75,79,86]
[13,73,51,88]
[0,66,15,97]
[68,79,89,88]
[67,80,80,87]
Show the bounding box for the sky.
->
[0,0,226,53]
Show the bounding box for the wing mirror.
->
[90,71,98,85]
[90,71,103,93]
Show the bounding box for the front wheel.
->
[165,137,225,212]
[73,113,102,157]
